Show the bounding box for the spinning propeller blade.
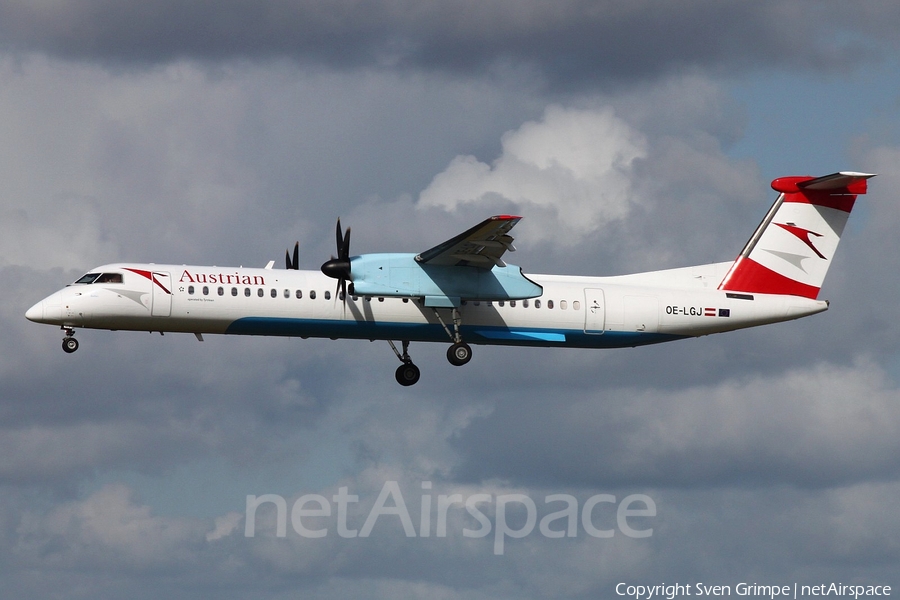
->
[321,218,352,302]
[285,241,299,270]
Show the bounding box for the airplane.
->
[26,171,874,386]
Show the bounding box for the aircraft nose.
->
[25,300,44,322]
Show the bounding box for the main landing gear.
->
[435,307,472,367]
[447,341,472,366]
[61,327,79,353]
[387,307,473,386]
[389,340,420,386]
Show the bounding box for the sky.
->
[3,1,900,598]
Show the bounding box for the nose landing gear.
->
[61,328,79,353]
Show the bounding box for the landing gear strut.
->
[386,306,473,385]
[61,328,79,353]
[389,340,420,386]
[433,307,473,367]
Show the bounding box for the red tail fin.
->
[718,172,874,298]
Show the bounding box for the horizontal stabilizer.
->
[771,171,875,194]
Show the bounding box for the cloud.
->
[418,105,648,243]
[15,484,207,569]
[451,358,900,489]
[411,83,760,275]
[0,1,891,88]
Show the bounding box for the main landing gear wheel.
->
[62,337,79,353]
[447,342,472,366]
[395,362,421,386]
[388,340,420,386]
[433,307,473,367]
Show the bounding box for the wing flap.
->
[415,215,522,269]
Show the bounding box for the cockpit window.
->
[73,272,123,285]
[95,273,123,284]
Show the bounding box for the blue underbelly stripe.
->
[475,329,567,342]
[224,317,685,348]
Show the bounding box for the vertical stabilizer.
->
[718,172,875,298]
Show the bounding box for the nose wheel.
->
[62,329,79,353]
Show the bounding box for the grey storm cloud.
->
[0,0,888,85]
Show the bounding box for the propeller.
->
[321,218,352,300]
[285,241,299,270]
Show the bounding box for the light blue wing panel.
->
[415,215,521,268]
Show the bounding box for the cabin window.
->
[325,291,331,300]
[339,291,346,301]
[257,288,264,298]
[202,286,209,295]
[573,300,580,310]
[547,300,554,309]
[218,287,224,296]
[232,287,238,296]
[510,300,516,307]
[270,288,277,298]
[244,288,251,297]
[95,273,123,284]
[310,290,317,300]
[523,299,529,308]
[378,297,384,302]
[535,299,541,309]
[188,286,195,295]
[296,290,302,299]
[402,298,408,303]
[560,300,567,310]
[284,289,290,298]
[498,300,505,307]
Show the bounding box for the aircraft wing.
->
[415,215,521,268]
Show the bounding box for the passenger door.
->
[150,271,172,317]
[583,288,605,334]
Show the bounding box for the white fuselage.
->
[25,261,828,349]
